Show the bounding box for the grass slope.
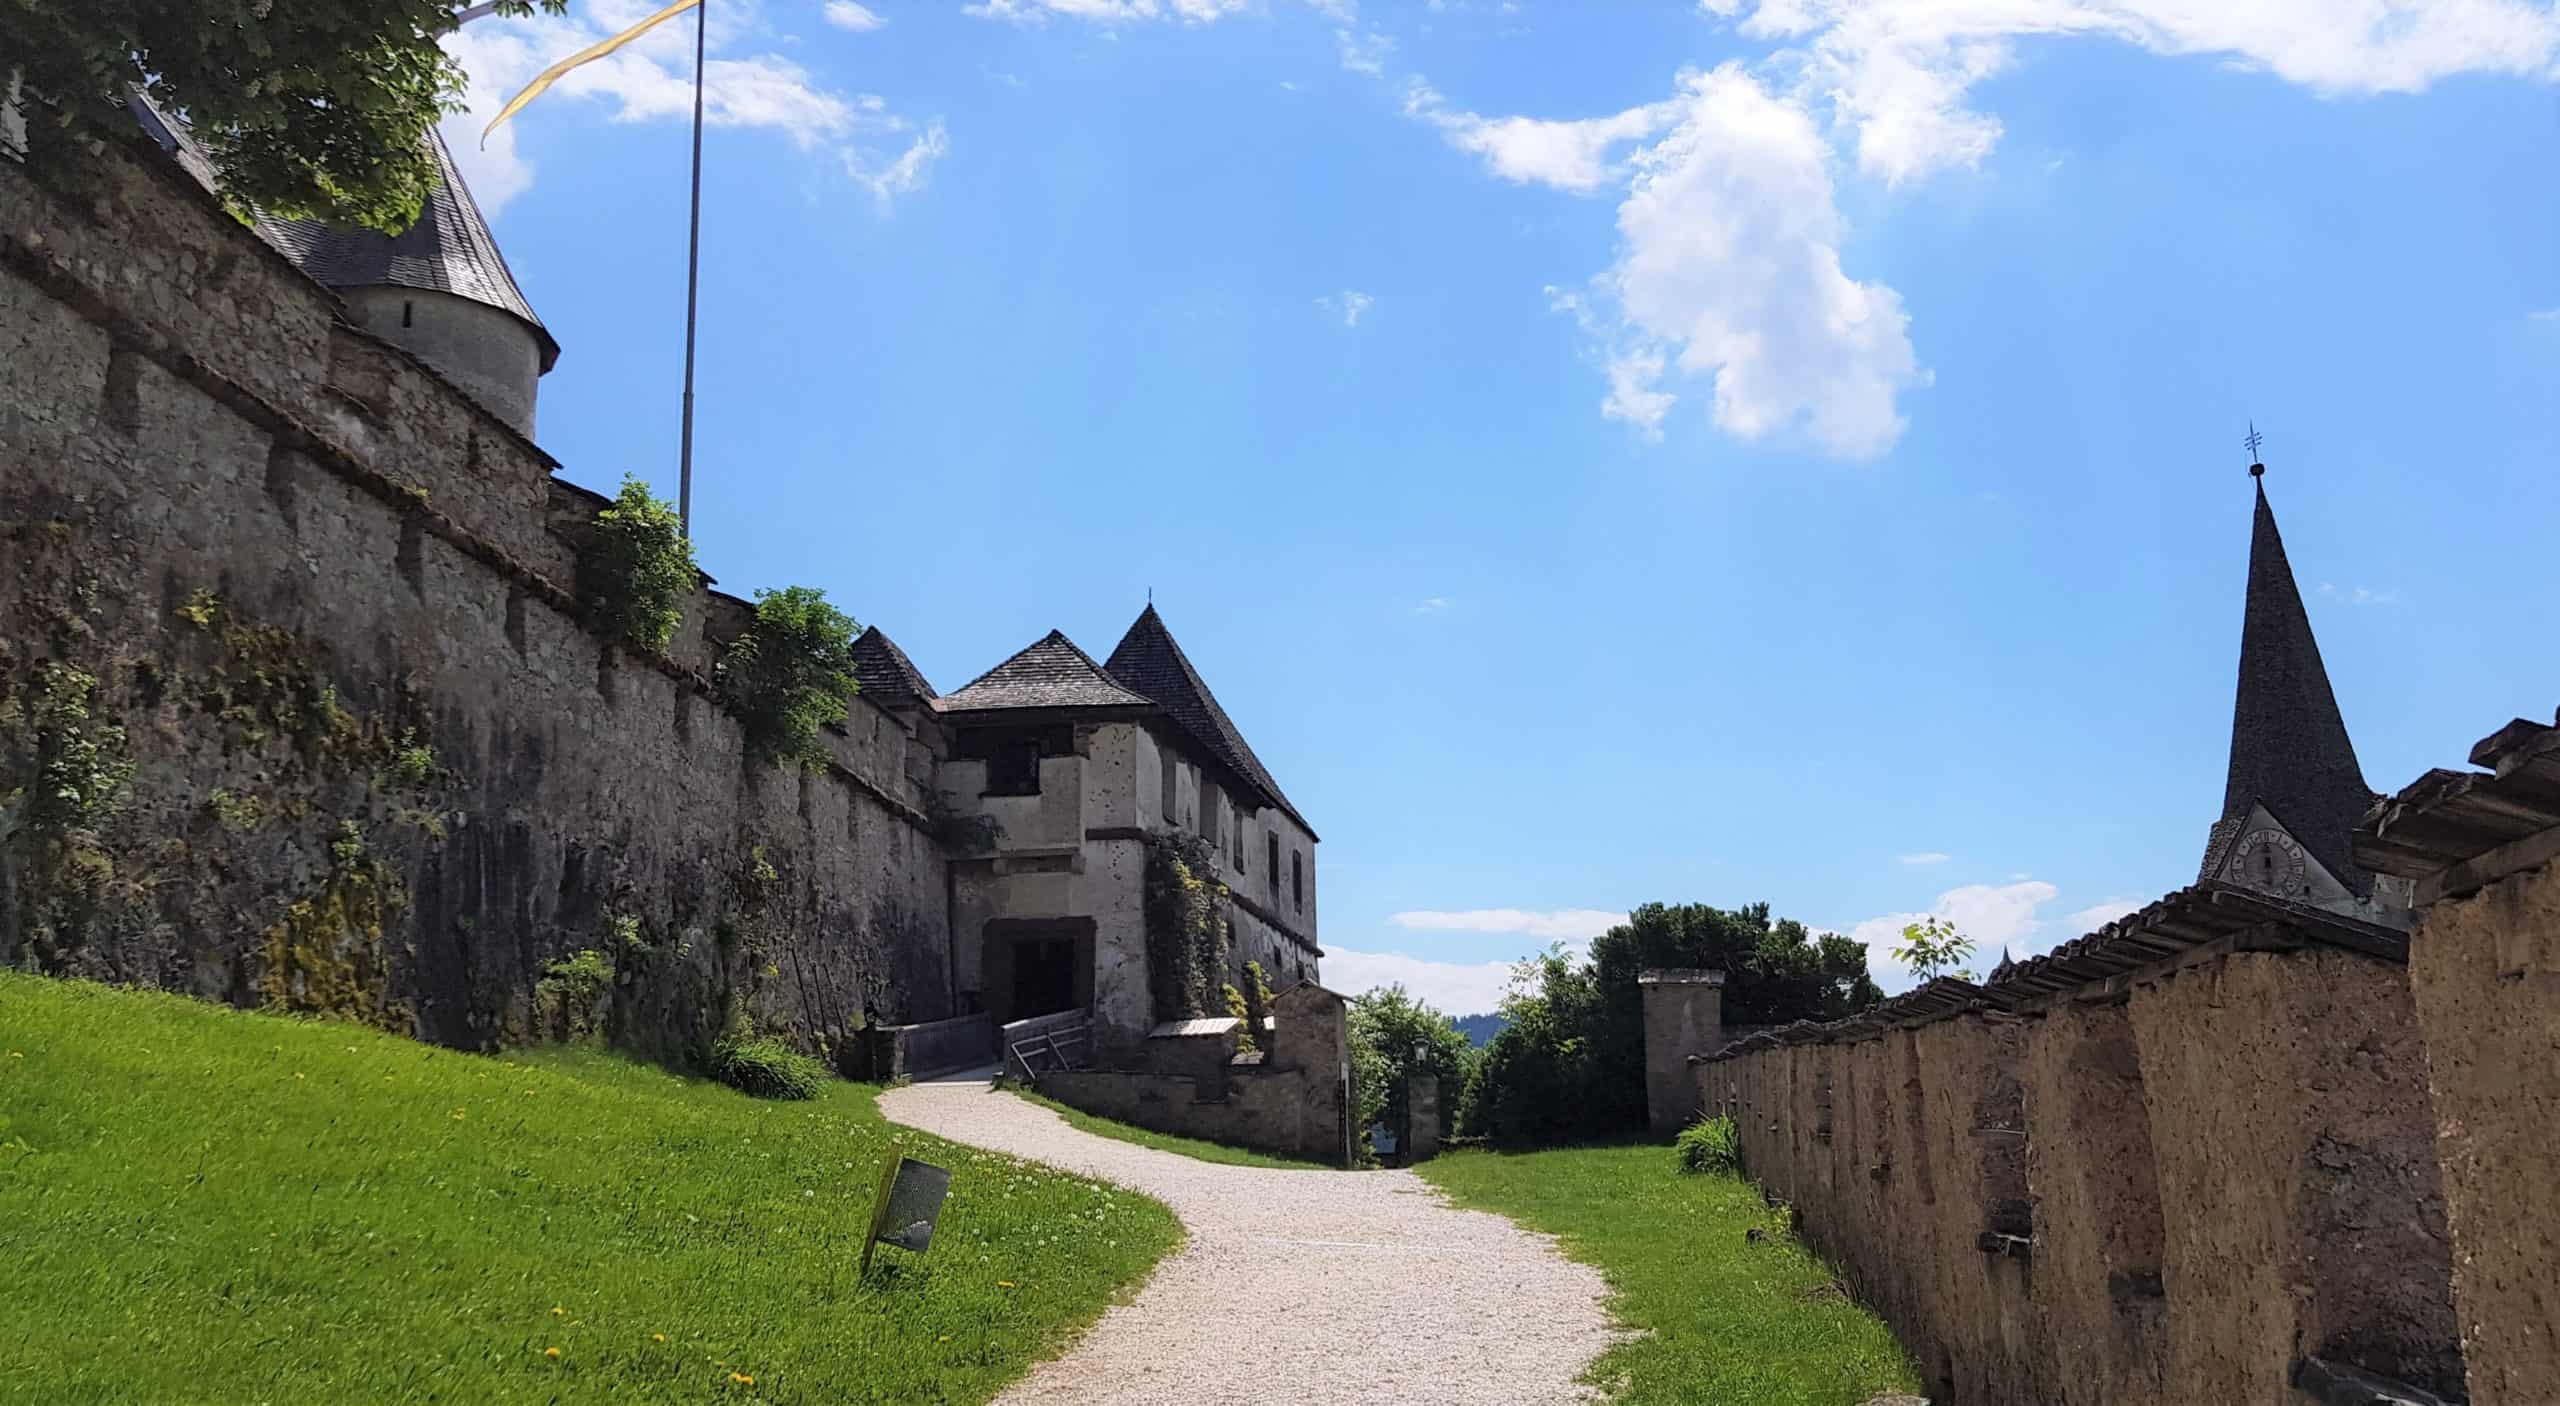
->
[1005,1084,1327,1170]
[0,975,1182,1404]
[1424,1142,1920,1406]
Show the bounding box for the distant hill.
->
[1452,1012,1509,1048]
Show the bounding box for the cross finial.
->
[2245,422,2265,478]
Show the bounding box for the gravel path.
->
[879,1073,1618,1406]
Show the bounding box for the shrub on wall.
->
[578,475,696,654]
[1144,832,1227,1024]
[1232,961,1274,1052]
[717,587,862,769]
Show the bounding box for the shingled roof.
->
[2203,476,2377,894]
[126,96,557,372]
[940,631,1153,714]
[1104,605,1313,837]
[849,627,936,712]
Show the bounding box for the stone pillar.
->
[1405,1071,1441,1163]
[1639,968,1726,1134]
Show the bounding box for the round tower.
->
[266,128,559,437]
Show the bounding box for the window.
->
[1267,832,1280,899]
[1292,850,1304,911]
[986,738,1041,796]
[1234,815,1248,872]
[400,300,414,328]
[1203,785,1221,848]
[1161,751,1180,828]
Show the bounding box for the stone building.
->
[854,606,1323,1050]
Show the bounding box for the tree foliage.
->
[717,587,860,769]
[579,475,696,654]
[1890,915,1973,983]
[4,0,571,231]
[1458,902,1884,1147]
[1347,984,1474,1145]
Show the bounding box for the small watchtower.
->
[1639,968,1725,1134]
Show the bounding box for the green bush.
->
[579,474,696,653]
[1676,1113,1741,1177]
[709,1035,829,1100]
[717,586,861,768]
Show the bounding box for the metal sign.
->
[860,1155,952,1276]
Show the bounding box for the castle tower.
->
[261,128,558,438]
[2198,462,2394,917]
[127,98,557,438]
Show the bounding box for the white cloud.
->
[1337,27,1397,77]
[1317,289,1377,326]
[2531,306,2560,322]
[2318,581,2402,607]
[1413,595,1451,613]
[1322,948,1525,1016]
[1701,1,2560,187]
[442,1,941,214]
[1408,81,1674,193]
[1391,908,1625,941]
[2065,897,2144,933]
[1897,851,1951,865]
[1843,878,2059,989]
[1515,65,1920,457]
[824,1,887,31]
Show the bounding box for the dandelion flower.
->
[652,1333,667,1343]
[8,1051,23,1059]
[551,1306,566,1317]
[729,1371,755,1385]
[937,1335,951,1344]
[453,1108,467,1121]
[544,1347,561,1359]
[998,1280,1015,1289]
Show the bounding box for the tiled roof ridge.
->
[849,626,937,708]
[1692,881,2410,1063]
[941,629,1154,712]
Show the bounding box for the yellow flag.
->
[481,0,703,147]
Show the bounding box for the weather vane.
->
[2245,421,2266,478]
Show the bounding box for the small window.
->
[1292,850,1304,911]
[987,738,1041,796]
[1234,816,1248,872]
[401,300,414,328]
[1161,752,1179,829]
[1266,832,1280,896]
[1203,786,1221,847]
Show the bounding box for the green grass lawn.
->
[1423,1141,1921,1406]
[0,974,1183,1404]
[1003,1083,1327,1170]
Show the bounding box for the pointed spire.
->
[2210,463,2376,893]
[1106,605,1315,837]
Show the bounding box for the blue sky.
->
[443,0,2560,1014]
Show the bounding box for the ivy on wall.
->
[1145,831,1229,1026]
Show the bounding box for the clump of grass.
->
[1675,1112,1741,1176]
[1423,1141,1919,1405]
[710,1034,828,1100]
[0,973,1182,1403]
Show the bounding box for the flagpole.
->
[678,0,707,538]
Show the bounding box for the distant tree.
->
[1348,985,1474,1145]
[4,0,568,230]
[1891,916,1974,983]
[1449,1012,1508,1048]
[1459,903,1886,1147]
[1456,947,1606,1147]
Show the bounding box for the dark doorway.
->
[1010,936,1078,1020]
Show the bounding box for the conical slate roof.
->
[941,631,1153,713]
[258,127,558,371]
[2204,477,2376,893]
[849,627,936,711]
[126,94,556,372]
[1105,605,1313,836]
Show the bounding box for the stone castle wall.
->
[0,131,953,1060]
[1695,910,2461,1405]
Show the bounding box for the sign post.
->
[860,1155,952,1277]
